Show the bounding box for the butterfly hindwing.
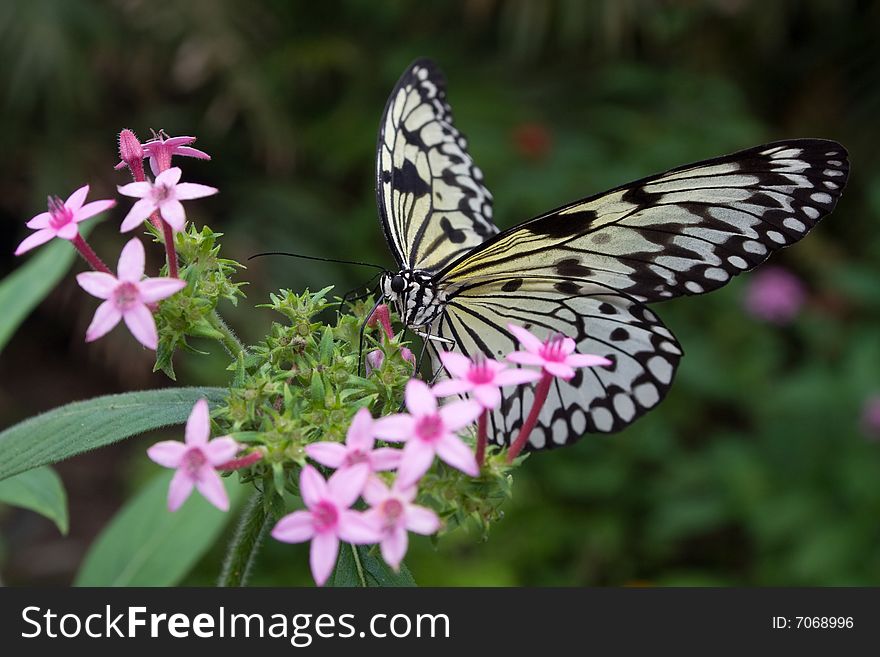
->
[376,59,496,272]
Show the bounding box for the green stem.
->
[217,490,270,587]
[209,310,246,358]
[351,544,367,587]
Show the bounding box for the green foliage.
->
[0,387,227,481]
[0,466,68,534]
[330,543,417,587]
[75,471,247,586]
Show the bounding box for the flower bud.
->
[117,129,146,181]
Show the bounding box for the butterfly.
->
[374,58,850,451]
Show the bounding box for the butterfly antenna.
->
[248,251,388,273]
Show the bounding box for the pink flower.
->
[305,407,401,473]
[432,351,540,409]
[374,379,481,487]
[506,324,611,380]
[365,346,417,376]
[15,186,116,255]
[363,476,440,571]
[76,237,186,349]
[118,167,217,233]
[271,465,379,586]
[744,266,806,324]
[143,133,211,176]
[147,399,240,512]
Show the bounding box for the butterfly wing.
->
[432,139,849,449]
[376,58,496,272]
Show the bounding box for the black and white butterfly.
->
[374,58,849,451]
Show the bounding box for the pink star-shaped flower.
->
[271,464,379,586]
[305,407,402,473]
[118,167,217,233]
[147,399,240,512]
[506,324,611,380]
[15,186,115,255]
[76,237,186,349]
[363,476,440,571]
[142,134,211,176]
[432,351,540,409]
[374,379,481,488]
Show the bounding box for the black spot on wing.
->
[393,160,430,197]
[439,216,467,243]
[528,209,595,238]
[501,278,523,292]
[555,258,592,278]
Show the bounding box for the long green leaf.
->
[0,387,227,481]
[75,471,246,586]
[0,465,68,534]
[329,543,417,587]
[0,226,91,353]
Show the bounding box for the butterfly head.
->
[379,269,446,328]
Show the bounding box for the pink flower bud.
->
[365,349,384,376]
[116,129,146,181]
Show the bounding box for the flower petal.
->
[431,379,473,398]
[369,448,402,472]
[380,527,409,571]
[159,199,186,231]
[404,379,437,415]
[56,223,78,240]
[363,476,390,507]
[146,440,187,468]
[119,198,156,232]
[438,351,472,378]
[117,237,145,281]
[156,167,182,187]
[74,199,116,223]
[14,229,56,255]
[271,510,316,543]
[405,505,441,535]
[327,463,369,508]
[396,440,436,489]
[507,323,543,353]
[304,442,347,469]
[544,361,575,380]
[299,465,328,509]
[123,303,159,350]
[372,413,414,442]
[473,384,501,409]
[174,182,218,200]
[494,368,542,386]
[439,400,482,431]
[117,181,152,199]
[174,145,211,160]
[139,277,187,303]
[195,467,229,511]
[167,468,195,512]
[65,184,89,212]
[202,436,240,465]
[310,532,339,587]
[435,434,479,477]
[505,351,545,367]
[76,272,118,299]
[185,399,211,446]
[85,300,122,342]
[338,510,381,544]
[345,407,375,451]
[566,353,613,368]
[26,212,51,229]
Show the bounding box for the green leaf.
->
[329,544,417,587]
[0,466,68,534]
[0,229,89,353]
[75,471,246,586]
[0,387,227,482]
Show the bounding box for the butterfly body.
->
[375,58,849,451]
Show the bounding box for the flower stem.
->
[161,218,179,278]
[217,490,270,587]
[351,544,367,587]
[71,234,112,274]
[217,451,263,471]
[476,410,488,466]
[209,310,247,357]
[507,371,552,463]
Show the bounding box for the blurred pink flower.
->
[374,379,481,487]
[363,476,440,571]
[744,266,806,324]
[147,399,240,512]
[306,407,401,473]
[118,167,217,233]
[76,238,186,349]
[432,351,540,410]
[506,324,611,380]
[15,186,115,255]
[143,133,211,175]
[861,395,880,440]
[271,465,379,586]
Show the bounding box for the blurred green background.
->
[2,0,880,586]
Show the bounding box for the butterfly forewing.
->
[376,59,497,272]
